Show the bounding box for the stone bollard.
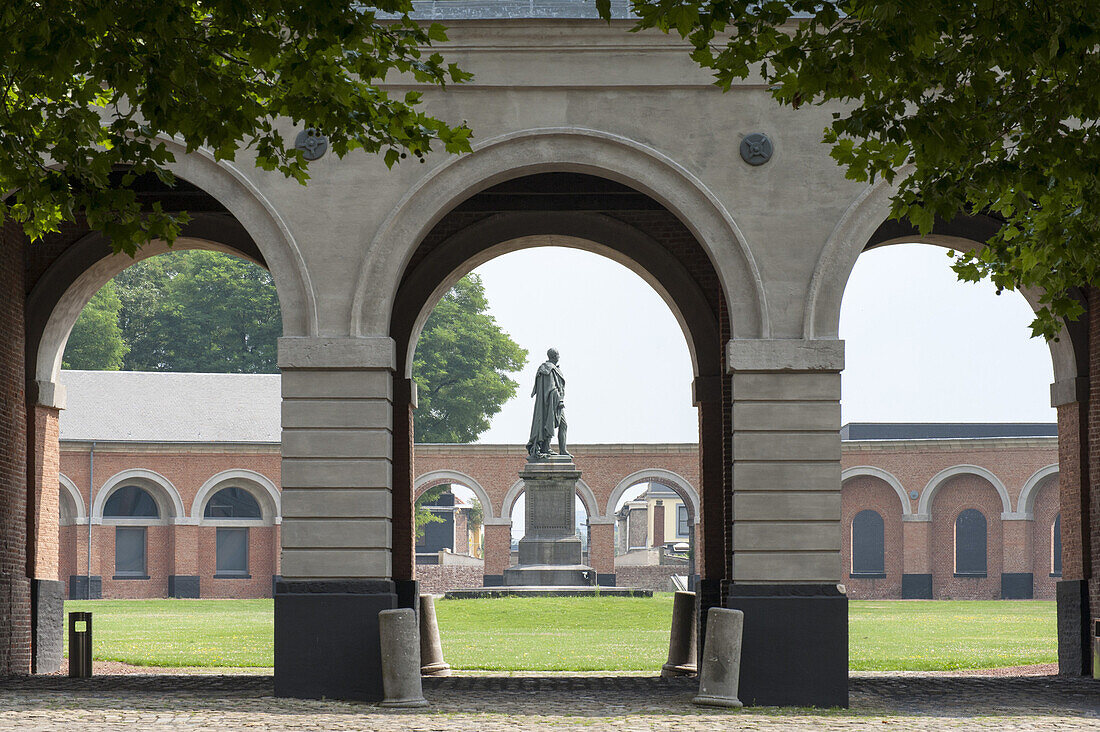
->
[378,608,428,707]
[419,594,451,676]
[692,607,744,708]
[660,590,697,677]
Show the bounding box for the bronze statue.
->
[526,348,570,459]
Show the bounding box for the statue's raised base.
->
[502,455,596,587]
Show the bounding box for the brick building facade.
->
[52,371,1061,602]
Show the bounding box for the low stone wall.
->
[417,566,484,594]
[614,565,683,591]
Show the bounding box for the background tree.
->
[61,281,128,370]
[413,274,528,443]
[601,0,1100,338]
[115,251,281,372]
[1,0,471,253]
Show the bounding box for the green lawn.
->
[64,597,1057,672]
[65,599,274,667]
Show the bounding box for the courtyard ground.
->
[0,672,1096,730]
[63,596,1059,672]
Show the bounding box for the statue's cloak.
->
[526,360,565,453]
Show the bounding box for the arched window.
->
[59,485,76,526]
[204,487,260,578]
[1052,513,1062,576]
[103,485,159,518]
[954,509,987,576]
[103,486,158,579]
[204,486,262,519]
[851,510,885,576]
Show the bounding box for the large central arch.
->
[385,162,736,608]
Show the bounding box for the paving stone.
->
[0,673,1095,730]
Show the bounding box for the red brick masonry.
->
[54,437,1058,599]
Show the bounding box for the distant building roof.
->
[840,423,1057,441]
[58,370,280,443]
[57,371,1059,445]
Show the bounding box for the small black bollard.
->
[68,611,92,678]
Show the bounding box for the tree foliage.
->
[413,274,528,443]
[1,0,472,254]
[62,280,129,370]
[114,250,281,372]
[601,0,1100,338]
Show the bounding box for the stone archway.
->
[386,170,733,608]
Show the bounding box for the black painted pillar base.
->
[482,574,504,587]
[31,579,64,673]
[726,584,848,708]
[395,578,420,614]
[168,575,200,598]
[68,575,101,600]
[596,573,616,587]
[1000,573,1034,599]
[274,580,397,701]
[901,573,933,599]
[1057,579,1092,676]
[695,577,723,669]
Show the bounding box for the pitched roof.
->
[58,370,280,443]
[840,422,1057,441]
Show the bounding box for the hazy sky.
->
[463,242,1056,447]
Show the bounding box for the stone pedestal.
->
[503,456,595,587]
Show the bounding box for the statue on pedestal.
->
[526,347,570,460]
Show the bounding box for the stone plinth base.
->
[503,564,596,587]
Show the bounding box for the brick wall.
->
[841,476,904,599]
[28,406,59,581]
[613,565,684,592]
[1031,480,1061,600]
[0,220,30,674]
[417,566,483,594]
[930,475,1004,599]
[49,438,1066,600]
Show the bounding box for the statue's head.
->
[547,347,559,363]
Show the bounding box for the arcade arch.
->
[389,169,734,593]
[191,469,281,526]
[92,469,185,524]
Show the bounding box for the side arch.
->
[803,176,1083,384]
[1017,464,1059,519]
[414,470,496,521]
[501,477,602,522]
[191,468,281,525]
[352,126,767,340]
[58,473,86,522]
[841,466,912,516]
[918,464,1013,519]
[605,469,699,519]
[92,468,186,524]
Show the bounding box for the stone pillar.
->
[692,374,725,668]
[901,518,932,598]
[482,521,511,585]
[726,339,847,708]
[28,387,64,673]
[652,501,665,548]
[169,524,201,598]
[588,520,615,585]
[274,337,398,702]
[1053,369,1092,675]
[1000,518,1034,599]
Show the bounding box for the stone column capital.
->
[726,339,844,373]
[278,336,395,370]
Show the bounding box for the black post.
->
[68,611,92,678]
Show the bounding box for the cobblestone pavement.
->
[0,673,1096,731]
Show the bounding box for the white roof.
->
[58,370,280,443]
